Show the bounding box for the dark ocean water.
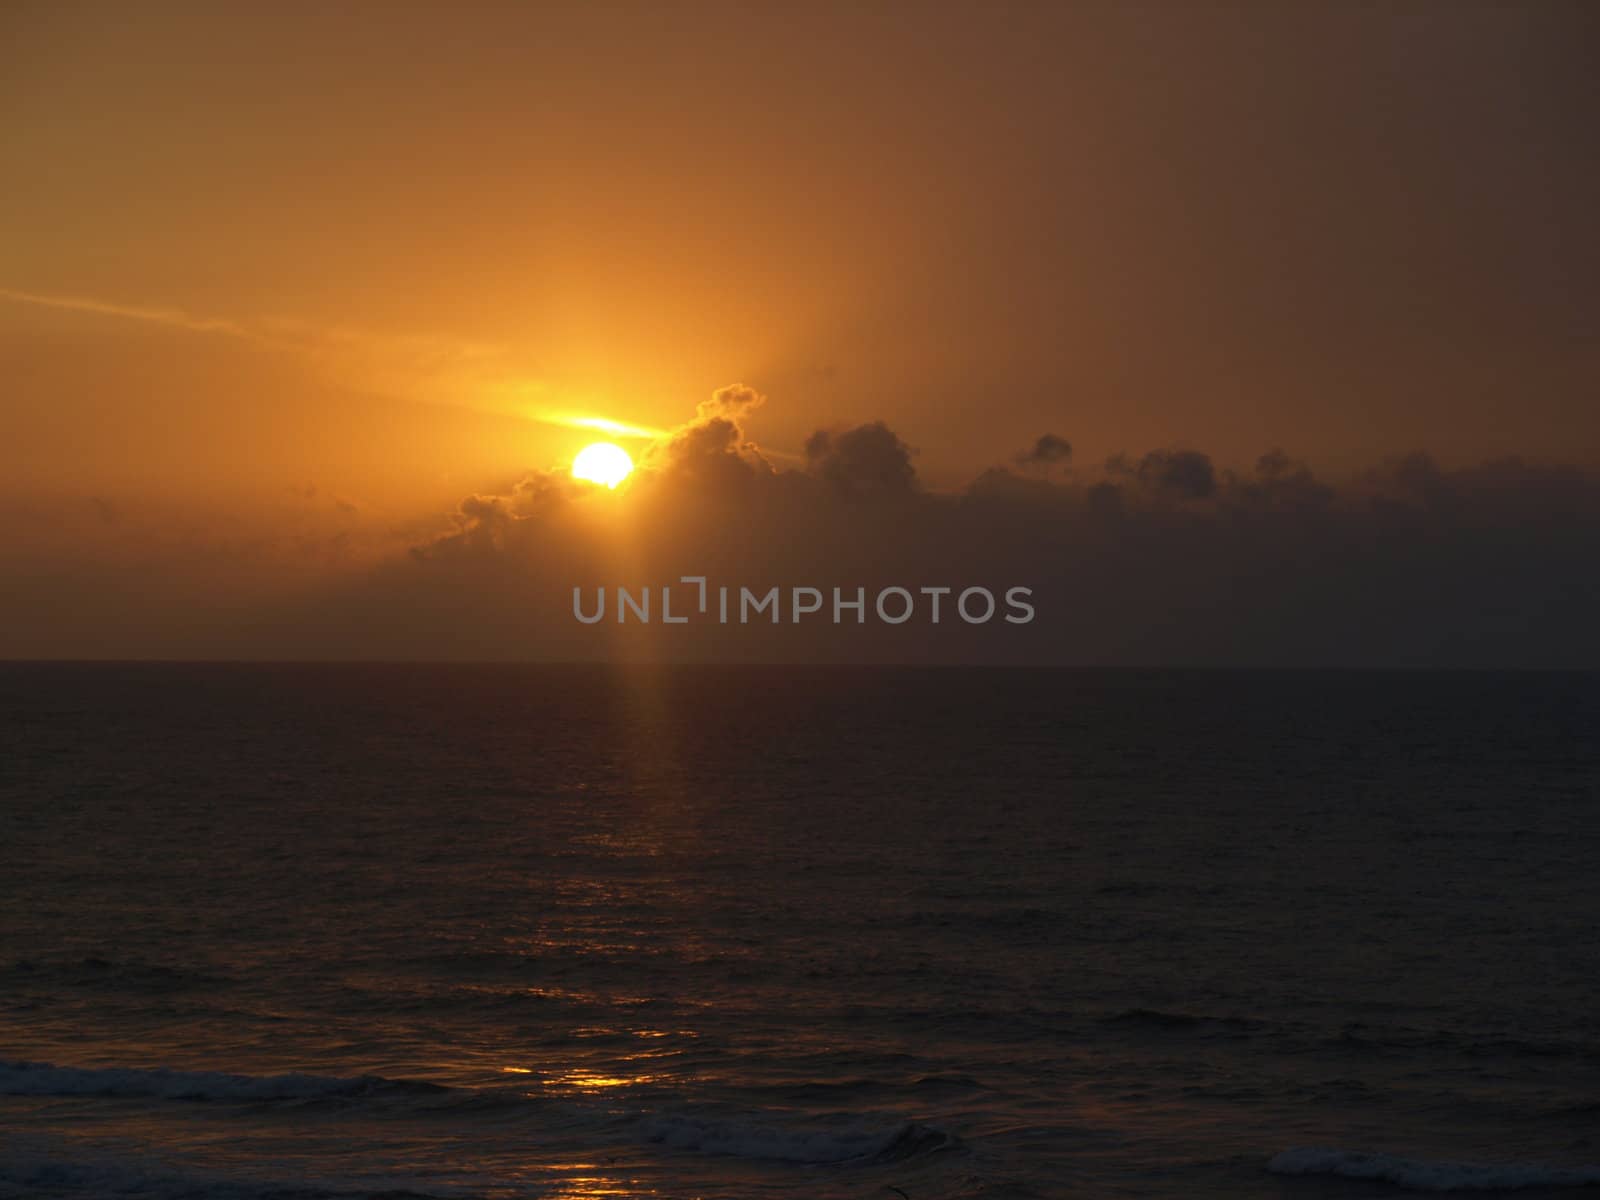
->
[2,663,1598,1199]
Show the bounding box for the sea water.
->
[2,663,1597,1198]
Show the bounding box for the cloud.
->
[1015,433,1073,467]
[1221,450,1334,512]
[7,383,1599,667]
[0,284,553,431]
[803,421,917,498]
[416,469,583,559]
[1110,449,1217,500]
[639,383,777,495]
[694,383,766,422]
[295,386,1600,668]
[0,287,276,344]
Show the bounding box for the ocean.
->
[2,663,1598,1199]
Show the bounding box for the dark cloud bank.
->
[277,386,1600,668]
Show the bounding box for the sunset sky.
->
[3,2,1597,663]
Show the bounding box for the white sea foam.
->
[1269,1147,1600,1191]
[0,1057,423,1102]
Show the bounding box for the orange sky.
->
[3,2,1597,662]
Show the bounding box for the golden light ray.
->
[532,410,670,440]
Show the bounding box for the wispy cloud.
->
[0,286,285,346]
[0,284,584,432]
[0,286,768,452]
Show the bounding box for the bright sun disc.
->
[571,441,634,488]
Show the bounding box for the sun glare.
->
[571,442,634,488]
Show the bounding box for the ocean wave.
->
[5,955,234,992]
[639,1112,958,1164]
[1269,1147,1600,1191]
[0,1152,471,1200]
[0,1058,446,1102]
[1103,1007,1270,1034]
[762,1072,988,1104]
[1330,1022,1600,1061]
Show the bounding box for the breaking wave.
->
[639,1112,958,1164]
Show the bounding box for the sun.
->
[571,441,634,488]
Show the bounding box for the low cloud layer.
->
[3,383,1596,665]
[279,385,1600,667]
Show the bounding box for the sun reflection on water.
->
[551,1069,661,1091]
[539,1162,665,1198]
